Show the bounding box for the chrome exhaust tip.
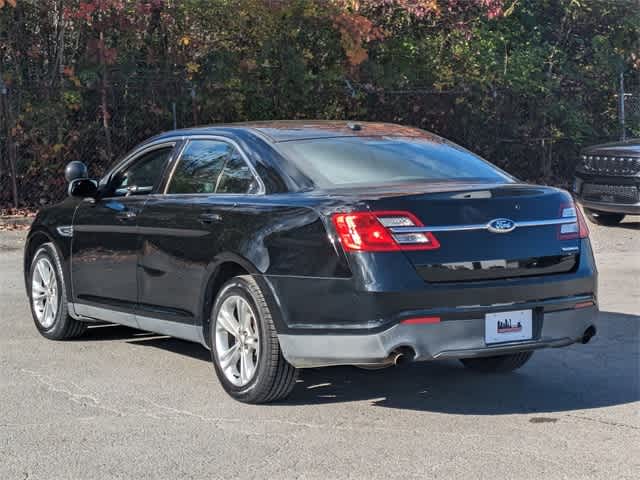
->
[392,352,407,366]
[390,347,415,366]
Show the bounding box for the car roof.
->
[146,120,438,144]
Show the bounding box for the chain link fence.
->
[623,92,640,131]
[1,78,638,212]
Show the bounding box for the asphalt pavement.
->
[0,217,638,479]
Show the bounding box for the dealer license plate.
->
[485,310,533,344]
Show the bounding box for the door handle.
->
[198,212,222,224]
[116,210,137,220]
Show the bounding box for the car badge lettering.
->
[487,218,516,234]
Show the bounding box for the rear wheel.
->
[584,208,625,226]
[28,243,87,340]
[460,351,533,373]
[210,275,298,403]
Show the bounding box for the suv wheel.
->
[584,208,625,226]
[28,243,87,339]
[210,275,298,403]
[460,351,533,373]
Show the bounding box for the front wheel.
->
[28,243,87,340]
[460,351,533,373]
[210,275,298,404]
[584,208,625,226]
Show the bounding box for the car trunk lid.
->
[355,182,581,282]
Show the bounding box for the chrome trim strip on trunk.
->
[389,216,577,234]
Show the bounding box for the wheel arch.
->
[24,227,79,318]
[24,229,58,289]
[199,253,285,348]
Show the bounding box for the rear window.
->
[276,137,512,188]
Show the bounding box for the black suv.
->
[574,139,640,225]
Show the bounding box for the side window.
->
[167,140,228,194]
[111,147,173,197]
[167,139,260,194]
[217,152,260,194]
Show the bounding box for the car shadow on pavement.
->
[127,334,212,362]
[609,221,639,230]
[80,324,158,342]
[89,310,638,415]
[284,310,639,414]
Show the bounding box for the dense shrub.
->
[0,0,638,208]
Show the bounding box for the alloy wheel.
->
[214,295,260,387]
[32,257,59,329]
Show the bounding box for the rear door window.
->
[167,139,260,194]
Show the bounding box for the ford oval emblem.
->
[487,218,516,234]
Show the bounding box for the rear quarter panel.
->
[136,193,351,331]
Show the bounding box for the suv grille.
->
[582,183,639,204]
[581,155,640,176]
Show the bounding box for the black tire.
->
[460,351,533,373]
[28,243,87,340]
[583,208,625,226]
[210,275,298,404]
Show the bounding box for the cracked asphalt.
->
[0,216,638,479]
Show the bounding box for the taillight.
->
[576,206,589,238]
[558,203,589,240]
[331,211,440,252]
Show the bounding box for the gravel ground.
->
[0,215,638,480]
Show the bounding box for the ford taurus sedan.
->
[24,121,598,403]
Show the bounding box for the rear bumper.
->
[278,306,598,368]
[262,240,597,333]
[261,239,597,368]
[578,198,640,215]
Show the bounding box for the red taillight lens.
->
[331,211,440,252]
[576,206,589,239]
[558,203,589,240]
[332,212,398,252]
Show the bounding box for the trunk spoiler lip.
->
[389,216,577,234]
[316,180,533,197]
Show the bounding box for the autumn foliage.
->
[0,0,638,208]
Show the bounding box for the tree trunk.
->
[191,86,198,126]
[99,31,113,161]
[7,133,19,209]
[0,86,19,209]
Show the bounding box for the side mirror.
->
[64,161,88,182]
[68,178,98,198]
